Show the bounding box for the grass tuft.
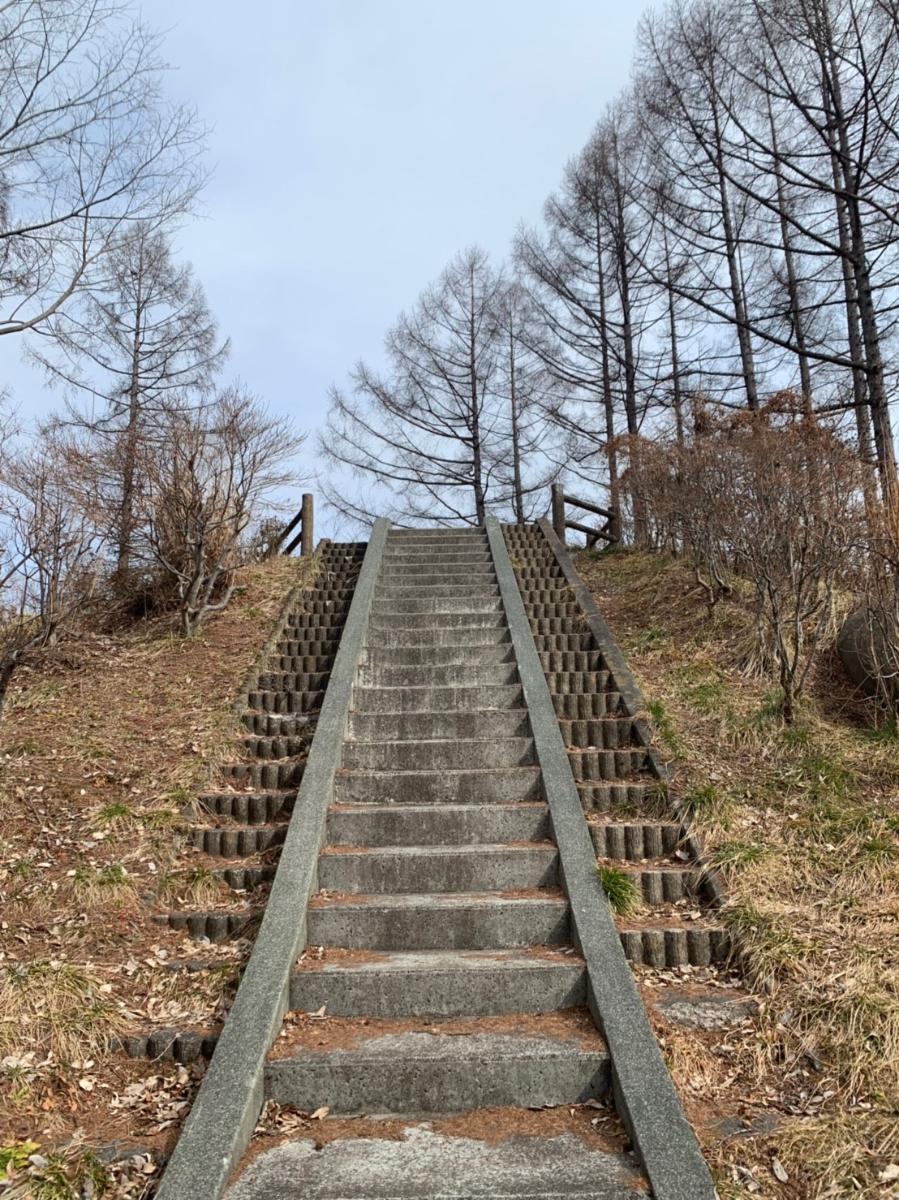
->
[596,864,642,917]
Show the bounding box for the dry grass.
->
[578,547,899,1199]
[0,553,317,1153]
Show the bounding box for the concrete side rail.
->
[157,519,391,1200]
[486,517,716,1200]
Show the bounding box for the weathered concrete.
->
[264,1031,610,1113]
[334,765,544,804]
[225,1128,650,1200]
[486,518,716,1200]
[326,802,551,847]
[155,520,391,1200]
[356,661,520,687]
[290,949,586,1017]
[307,892,570,950]
[340,736,536,771]
[351,683,523,712]
[316,842,558,893]
[347,708,529,742]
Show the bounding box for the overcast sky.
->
[2,0,645,528]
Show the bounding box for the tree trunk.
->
[508,321,525,524]
[468,267,487,525]
[712,103,758,408]
[595,212,621,542]
[768,107,812,408]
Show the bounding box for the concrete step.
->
[371,625,511,648]
[264,1020,609,1114]
[358,662,519,688]
[384,563,497,578]
[370,596,503,615]
[308,891,569,950]
[341,737,536,772]
[360,644,515,667]
[347,709,530,742]
[334,766,544,804]
[317,843,558,893]
[376,581,500,598]
[379,552,492,566]
[225,1126,649,1200]
[352,684,524,713]
[326,802,551,847]
[368,611,506,631]
[290,948,585,1016]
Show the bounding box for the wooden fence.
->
[265,492,315,558]
[550,483,618,547]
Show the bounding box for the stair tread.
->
[294,948,584,974]
[225,1128,649,1200]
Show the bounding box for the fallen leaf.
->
[311,1106,329,1120]
[771,1157,789,1183]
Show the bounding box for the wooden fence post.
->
[301,493,314,557]
[551,483,566,544]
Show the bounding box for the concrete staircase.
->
[227,527,649,1198]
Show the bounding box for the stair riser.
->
[263,1052,610,1115]
[289,961,586,1017]
[351,684,524,713]
[334,768,543,805]
[357,664,520,688]
[382,552,494,566]
[347,710,529,742]
[370,626,511,648]
[368,612,506,631]
[317,848,558,893]
[381,564,497,579]
[326,803,551,847]
[370,598,503,615]
[307,901,570,950]
[375,583,500,598]
[360,645,515,667]
[341,738,536,771]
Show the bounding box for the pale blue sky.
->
[2,1,646,520]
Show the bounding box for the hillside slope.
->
[0,555,316,1194]
[577,548,899,1200]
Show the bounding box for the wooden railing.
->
[265,492,315,558]
[550,483,618,547]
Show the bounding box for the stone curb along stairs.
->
[155,518,717,1200]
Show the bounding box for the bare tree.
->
[0,436,101,716]
[0,0,206,337]
[33,225,228,576]
[140,385,303,636]
[321,247,516,527]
